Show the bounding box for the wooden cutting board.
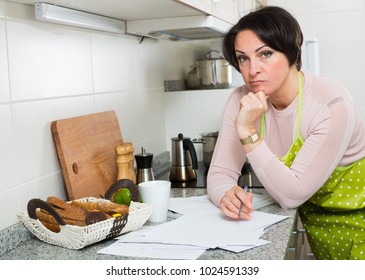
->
[51,111,123,200]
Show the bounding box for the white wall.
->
[0,1,219,231]
[267,0,365,117]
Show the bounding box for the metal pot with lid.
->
[193,131,218,169]
[196,50,232,89]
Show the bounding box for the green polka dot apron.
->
[261,72,365,260]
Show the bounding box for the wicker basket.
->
[17,197,152,250]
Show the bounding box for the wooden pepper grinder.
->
[115,143,129,181]
[115,142,136,183]
[126,142,136,183]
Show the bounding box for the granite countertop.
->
[0,188,296,260]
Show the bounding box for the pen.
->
[238,185,251,218]
[238,186,264,189]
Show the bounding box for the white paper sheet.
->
[168,195,215,215]
[97,195,287,259]
[220,239,271,253]
[142,208,287,248]
[168,194,275,215]
[115,226,265,248]
[114,226,167,243]
[99,226,270,259]
[98,241,206,260]
[98,237,271,259]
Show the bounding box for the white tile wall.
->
[165,89,231,136]
[0,18,10,103]
[91,33,143,92]
[11,97,95,184]
[7,21,94,100]
[0,1,213,231]
[0,105,14,190]
[164,89,232,160]
[0,188,18,229]
[94,88,168,154]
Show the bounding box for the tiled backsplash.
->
[0,1,217,232]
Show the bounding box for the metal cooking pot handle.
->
[192,138,206,144]
[206,50,223,59]
[211,60,217,85]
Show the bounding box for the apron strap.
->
[260,113,265,139]
[296,72,303,136]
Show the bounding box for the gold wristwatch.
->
[240,131,260,145]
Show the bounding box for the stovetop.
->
[155,161,262,188]
[155,161,207,188]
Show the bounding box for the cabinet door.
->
[212,0,257,24]
[174,0,212,14]
[175,0,257,24]
[211,0,238,24]
[240,0,257,16]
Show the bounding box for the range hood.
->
[126,15,233,40]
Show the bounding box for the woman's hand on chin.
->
[235,91,268,138]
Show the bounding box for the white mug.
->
[138,180,171,223]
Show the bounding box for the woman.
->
[207,6,365,260]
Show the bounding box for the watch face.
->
[251,133,259,142]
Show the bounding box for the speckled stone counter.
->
[0,188,296,260]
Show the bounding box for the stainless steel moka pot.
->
[135,147,155,184]
[170,133,198,182]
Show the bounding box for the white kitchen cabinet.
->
[7,0,203,20]
[211,0,240,24]
[240,0,257,16]
[8,0,258,41]
[178,0,238,24]
[178,0,257,24]
[9,0,255,25]
[176,0,212,13]
[211,0,257,23]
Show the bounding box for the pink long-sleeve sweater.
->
[207,70,365,209]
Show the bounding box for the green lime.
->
[114,188,132,206]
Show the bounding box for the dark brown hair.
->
[223,6,303,72]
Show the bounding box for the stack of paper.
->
[167,193,276,215]
[98,194,287,259]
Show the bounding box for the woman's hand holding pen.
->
[220,185,253,220]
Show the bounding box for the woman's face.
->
[234,30,292,96]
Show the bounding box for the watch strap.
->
[240,131,260,145]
